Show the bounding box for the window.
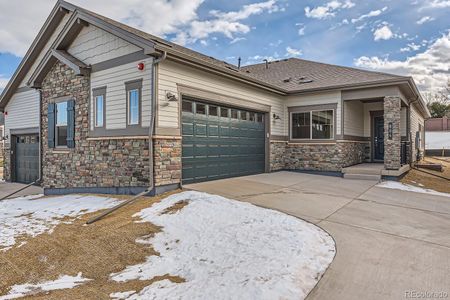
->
[196,103,206,114]
[292,112,311,139]
[257,113,264,123]
[209,105,218,116]
[56,101,68,146]
[95,95,104,127]
[291,109,334,140]
[182,100,193,113]
[220,107,229,118]
[231,109,238,119]
[128,89,139,125]
[93,87,106,128]
[312,110,333,139]
[126,80,142,126]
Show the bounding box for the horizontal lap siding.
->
[363,102,383,137]
[90,58,153,130]
[4,90,40,141]
[410,104,425,161]
[285,91,342,136]
[68,25,141,65]
[157,60,285,136]
[344,101,364,137]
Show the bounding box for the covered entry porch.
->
[342,85,411,176]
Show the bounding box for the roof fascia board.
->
[163,50,286,95]
[0,2,69,108]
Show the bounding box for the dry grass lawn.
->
[401,157,450,193]
[0,191,185,299]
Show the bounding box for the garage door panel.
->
[182,98,266,184]
[14,134,39,184]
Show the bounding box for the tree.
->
[426,81,450,118]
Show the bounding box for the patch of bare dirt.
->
[0,190,183,299]
[161,200,189,215]
[401,157,450,193]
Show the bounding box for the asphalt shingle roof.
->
[240,58,408,92]
[73,2,407,94]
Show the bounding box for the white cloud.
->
[0,74,10,92]
[416,16,435,25]
[0,0,282,55]
[285,46,302,57]
[351,6,387,23]
[373,25,394,41]
[230,37,246,44]
[354,32,450,93]
[0,0,205,56]
[400,42,422,52]
[296,23,306,36]
[304,0,355,19]
[425,0,450,8]
[175,0,282,45]
[245,53,280,65]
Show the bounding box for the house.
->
[425,116,450,156]
[0,1,430,195]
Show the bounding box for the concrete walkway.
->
[185,171,450,300]
[0,182,44,199]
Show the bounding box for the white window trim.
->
[127,88,140,126]
[290,109,335,141]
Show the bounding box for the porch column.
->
[384,96,401,170]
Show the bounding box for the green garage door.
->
[182,98,266,184]
[14,134,39,183]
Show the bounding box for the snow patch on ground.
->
[377,181,450,198]
[110,291,137,299]
[0,272,91,300]
[0,194,119,251]
[111,191,335,300]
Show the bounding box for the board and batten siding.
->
[90,57,153,131]
[157,60,285,136]
[343,100,364,137]
[285,91,342,136]
[4,90,40,141]
[19,12,73,88]
[68,25,141,65]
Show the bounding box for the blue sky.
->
[1,0,449,94]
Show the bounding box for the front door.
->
[373,116,384,161]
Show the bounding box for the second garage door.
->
[182,98,266,184]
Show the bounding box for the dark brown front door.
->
[373,116,384,161]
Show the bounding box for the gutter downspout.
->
[148,51,167,194]
[85,51,167,224]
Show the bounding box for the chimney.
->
[263,59,269,69]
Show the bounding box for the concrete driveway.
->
[185,171,450,300]
[0,182,44,199]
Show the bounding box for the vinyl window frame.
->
[53,97,70,148]
[93,86,106,129]
[125,79,143,127]
[289,104,337,142]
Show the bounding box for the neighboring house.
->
[425,117,450,156]
[0,1,430,194]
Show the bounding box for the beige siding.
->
[68,25,141,65]
[4,90,40,141]
[363,102,384,137]
[400,107,407,137]
[90,58,153,130]
[343,100,364,137]
[410,104,425,161]
[19,12,73,88]
[285,91,342,136]
[157,60,285,135]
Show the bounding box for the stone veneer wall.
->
[3,143,11,181]
[270,141,367,172]
[41,62,155,190]
[153,137,182,186]
[384,96,401,170]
